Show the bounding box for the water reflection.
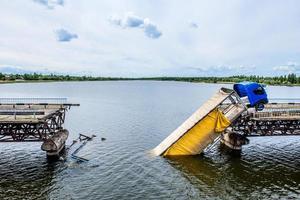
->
[0,144,65,199]
[166,143,300,199]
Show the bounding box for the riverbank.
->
[0,79,298,86]
[0,75,300,86]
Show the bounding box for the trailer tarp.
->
[163,109,230,156]
[152,88,245,156]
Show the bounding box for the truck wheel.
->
[255,103,264,111]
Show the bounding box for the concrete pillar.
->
[220,130,249,151]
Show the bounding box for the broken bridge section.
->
[0,98,79,142]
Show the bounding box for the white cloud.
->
[273,61,299,73]
[33,0,64,9]
[109,12,144,28]
[0,1,300,76]
[143,18,162,39]
[122,13,144,28]
[109,12,162,39]
[188,21,199,28]
[55,29,78,42]
[188,65,256,76]
[287,61,298,67]
[273,65,294,72]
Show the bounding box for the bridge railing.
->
[252,110,300,119]
[0,98,68,104]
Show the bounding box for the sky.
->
[0,0,299,77]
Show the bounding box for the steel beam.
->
[0,108,67,142]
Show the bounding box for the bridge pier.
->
[220,130,249,151]
[41,129,69,157]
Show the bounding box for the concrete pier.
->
[220,130,249,151]
[41,129,69,156]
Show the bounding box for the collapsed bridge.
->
[153,82,300,156]
[0,98,79,156]
[233,103,300,136]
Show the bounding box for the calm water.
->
[0,81,299,200]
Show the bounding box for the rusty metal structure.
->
[0,98,79,142]
[232,103,300,136]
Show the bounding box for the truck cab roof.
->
[233,82,268,107]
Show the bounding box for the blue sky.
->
[0,0,299,77]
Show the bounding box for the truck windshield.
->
[253,87,265,95]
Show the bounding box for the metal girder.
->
[0,108,66,142]
[232,115,300,136]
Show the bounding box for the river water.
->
[0,81,299,199]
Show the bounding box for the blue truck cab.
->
[233,82,268,110]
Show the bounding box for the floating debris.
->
[69,134,96,162]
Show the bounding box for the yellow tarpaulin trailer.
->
[152,88,246,156]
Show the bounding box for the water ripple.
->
[0,82,300,199]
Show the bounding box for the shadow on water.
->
[165,145,300,199]
[0,147,66,200]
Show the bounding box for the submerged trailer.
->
[152,82,275,156]
[152,88,246,156]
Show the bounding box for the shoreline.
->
[0,79,300,87]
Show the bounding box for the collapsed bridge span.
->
[152,88,246,156]
[0,98,79,156]
[153,82,300,156]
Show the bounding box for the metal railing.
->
[0,98,67,104]
[265,103,300,111]
[269,98,300,102]
[253,110,300,119]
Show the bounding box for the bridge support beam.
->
[41,129,69,157]
[0,108,66,142]
[220,131,249,151]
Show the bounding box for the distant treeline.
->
[0,73,299,85]
[0,73,133,81]
[140,74,299,85]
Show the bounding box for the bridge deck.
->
[0,104,78,123]
[251,103,300,120]
[233,103,300,136]
[0,98,79,142]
